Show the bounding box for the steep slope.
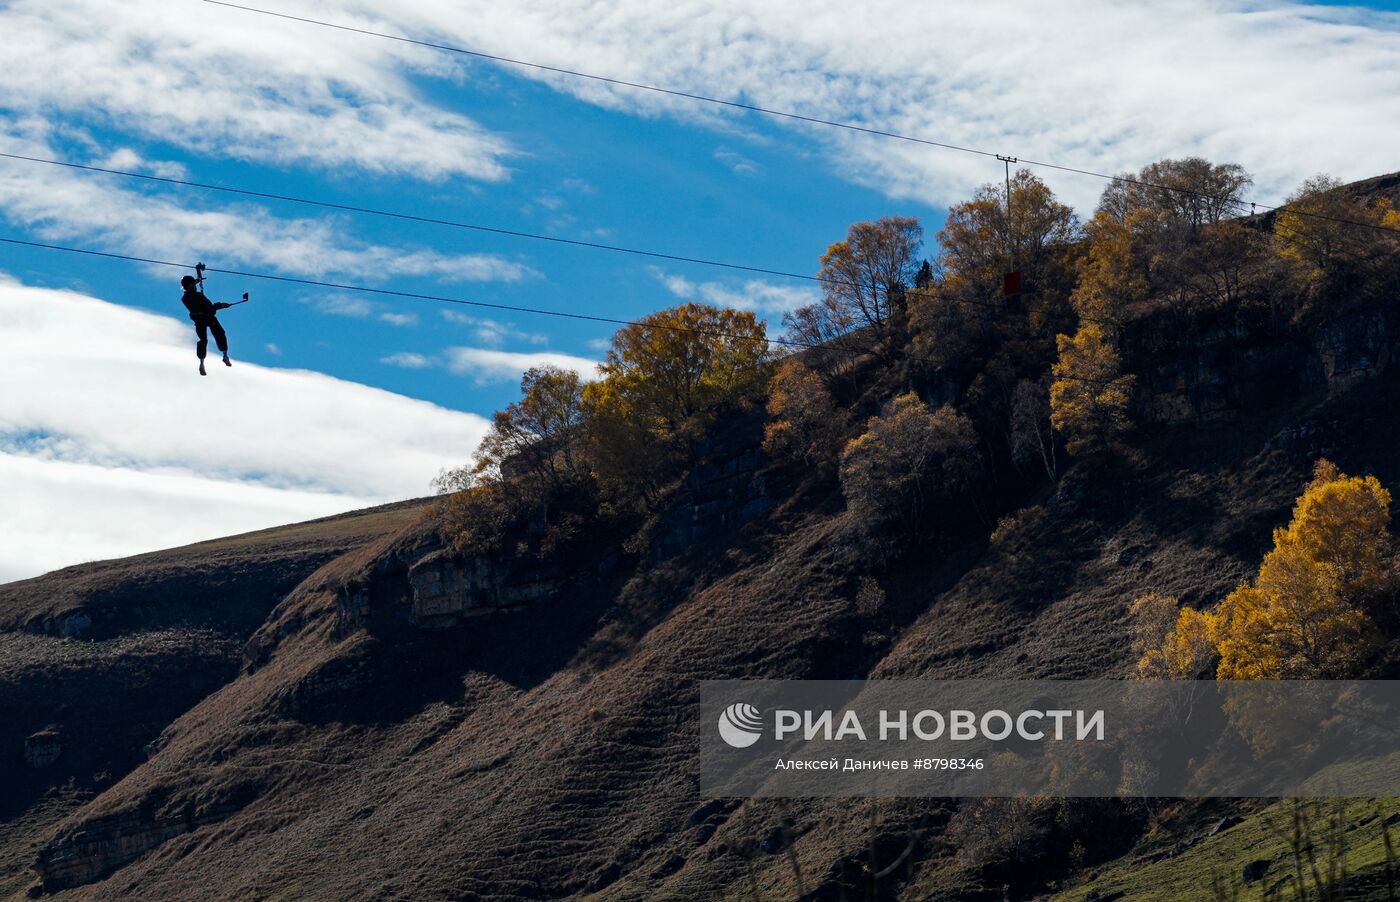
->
[10,170,1400,900]
[0,501,430,900]
[11,364,1400,901]
[0,499,429,638]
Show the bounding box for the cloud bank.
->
[0,0,512,180]
[652,268,819,314]
[7,1,1396,227]
[0,123,533,285]
[331,0,1400,210]
[0,276,489,582]
[380,344,602,385]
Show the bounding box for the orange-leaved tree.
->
[1049,324,1134,457]
[1131,593,1218,680]
[762,358,848,469]
[583,302,771,501]
[1143,461,1390,680]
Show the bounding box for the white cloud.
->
[334,0,1400,211]
[300,297,417,326]
[7,0,1397,224]
[440,310,549,347]
[309,295,376,318]
[442,347,602,384]
[99,148,189,180]
[0,455,371,584]
[0,0,512,181]
[714,148,760,176]
[0,276,489,582]
[652,267,819,314]
[0,125,536,284]
[265,343,283,356]
[381,351,434,369]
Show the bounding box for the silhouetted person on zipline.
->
[181,274,232,376]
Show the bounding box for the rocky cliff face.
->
[650,445,773,560]
[336,438,772,632]
[337,541,570,631]
[1131,307,1395,424]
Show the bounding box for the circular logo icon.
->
[718,702,763,748]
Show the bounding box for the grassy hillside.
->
[0,500,429,900]
[6,167,1400,900]
[0,499,428,637]
[0,369,1392,901]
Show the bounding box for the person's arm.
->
[192,291,224,313]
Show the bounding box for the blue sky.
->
[2,50,944,415]
[2,0,1399,579]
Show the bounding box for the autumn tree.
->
[583,302,771,501]
[472,366,588,490]
[590,302,771,437]
[1069,211,1148,330]
[762,358,848,469]
[1180,219,1271,309]
[785,215,923,354]
[1098,157,1252,232]
[1049,324,1134,456]
[1273,174,1378,283]
[839,393,980,527]
[937,170,1079,300]
[1215,461,1389,679]
[1154,461,1390,681]
[435,366,592,555]
[1132,593,1217,679]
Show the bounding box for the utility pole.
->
[996,155,1016,256]
[996,155,1020,296]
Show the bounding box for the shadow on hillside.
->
[290,576,626,728]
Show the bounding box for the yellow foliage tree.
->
[762,359,847,468]
[1273,175,1381,281]
[1049,324,1134,456]
[1132,593,1219,679]
[1070,211,1149,331]
[582,302,771,503]
[1153,461,1389,680]
[590,302,771,436]
[938,170,1079,301]
[839,393,980,526]
[1380,198,1400,232]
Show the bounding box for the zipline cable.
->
[202,0,1400,238]
[0,153,1118,329]
[0,233,1321,387]
[0,234,818,349]
[0,151,840,290]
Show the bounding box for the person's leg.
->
[210,320,231,365]
[195,322,209,375]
